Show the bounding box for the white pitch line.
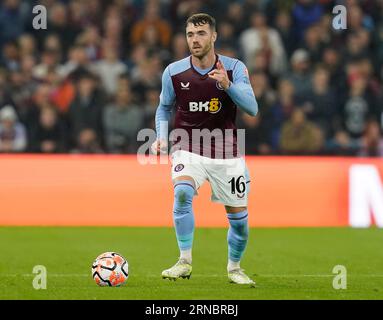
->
[154,274,383,278]
[2,274,383,278]
[1,273,140,278]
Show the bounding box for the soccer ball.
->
[91,252,129,286]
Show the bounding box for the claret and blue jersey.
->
[155,53,258,158]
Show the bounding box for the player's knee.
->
[173,183,194,213]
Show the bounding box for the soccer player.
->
[151,13,258,285]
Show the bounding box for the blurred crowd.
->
[0,0,382,156]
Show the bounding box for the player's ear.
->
[212,31,217,43]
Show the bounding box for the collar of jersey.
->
[189,54,219,79]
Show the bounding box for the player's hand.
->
[151,139,168,155]
[208,60,231,90]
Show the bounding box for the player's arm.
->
[208,60,258,116]
[152,66,175,154]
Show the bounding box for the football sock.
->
[227,210,249,271]
[173,180,195,264]
[180,248,192,264]
[228,259,241,271]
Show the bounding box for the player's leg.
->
[226,205,249,271]
[162,175,195,280]
[225,205,254,286]
[207,158,255,285]
[162,150,207,280]
[173,175,195,264]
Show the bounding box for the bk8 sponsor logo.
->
[189,98,222,114]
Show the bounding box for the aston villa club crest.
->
[174,164,185,172]
[216,81,224,90]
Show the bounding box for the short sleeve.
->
[232,60,251,86]
[159,66,176,106]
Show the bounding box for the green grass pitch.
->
[0,227,382,300]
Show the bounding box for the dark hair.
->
[186,13,216,31]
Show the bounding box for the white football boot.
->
[161,258,192,281]
[228,268,256,287]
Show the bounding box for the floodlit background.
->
[0,0,382,156]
